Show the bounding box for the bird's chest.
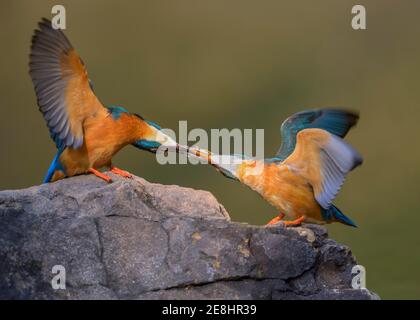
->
[87,144,121,167]
[84,135,124,167]
[83,118,133,167]
[241,164,318,218]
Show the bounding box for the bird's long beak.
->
[177,145,242,180]
[154,130,179,150]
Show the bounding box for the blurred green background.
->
[1,0,419,299]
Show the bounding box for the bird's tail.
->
[324,205,357,227]
[43,148,64,183]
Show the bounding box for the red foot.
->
[88,168,112,183]
[283,216,306,227]
[266,213,285,225]
[111,167,132,178]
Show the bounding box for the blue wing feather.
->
[271,108,359,162]
[315,134,363,209]
[30,18,76,150]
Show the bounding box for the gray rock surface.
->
[0,173,379,300]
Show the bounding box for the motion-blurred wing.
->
[29,18,105,149]
[283,128,363,209]
[273,109,359,161]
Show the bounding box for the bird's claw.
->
[266,215,305,227]
[88,168,113,183]
[283,216,306,227]
[266,213,286,226]
[111,167,132,178]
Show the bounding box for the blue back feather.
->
[107,105,129,120]
[146,120,161,130]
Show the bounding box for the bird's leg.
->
[266,213,286,225]
[110,166,132,178]
[283,216,306,227]
[88,168,112,183]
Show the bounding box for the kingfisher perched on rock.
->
[184,109,363,227]
[29,19,178,183]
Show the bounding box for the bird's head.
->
[131,115,178,153]
[106,106,179,153]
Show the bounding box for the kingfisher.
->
[184,109,363,227]
[29,19,178,183]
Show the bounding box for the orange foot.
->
[283,216,306,227]
[88,168,112,183]
[111,167,132,178]
[266,213,285,225]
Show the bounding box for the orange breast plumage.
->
[238,160,324,222]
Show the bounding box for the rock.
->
[0,173,379,300]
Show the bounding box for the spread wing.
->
[283,128,363,209]
[273,109,359,162]
[29,18,105,149]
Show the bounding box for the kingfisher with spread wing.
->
[185,109,363,227]
[30,19,178,183]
